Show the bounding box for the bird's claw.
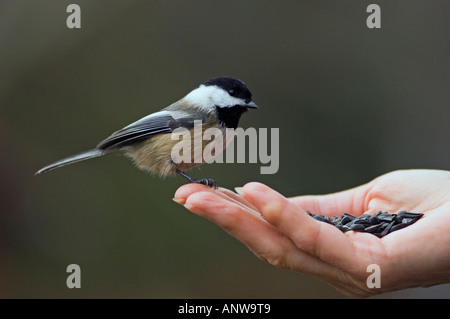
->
[195,178,218,189]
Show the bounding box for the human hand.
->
[173,169,450,297]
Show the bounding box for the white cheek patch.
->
[184,85,245,111]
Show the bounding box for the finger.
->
[174,184,258,214]
[288,183,371,217]
[173,183,212,205]
[241,182,356,269]
[182,190,340,276]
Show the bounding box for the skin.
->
[173,169,450,298]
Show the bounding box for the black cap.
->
[204,76,252,103]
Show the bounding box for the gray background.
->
[1,0,449,298]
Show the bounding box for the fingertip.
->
[173,183,213,201]
[241,182,283,202]
[241,182,276,198]
[242,181,266,191]
[184,190,227,213]
[184,190,214,205]
[179,191,212,216]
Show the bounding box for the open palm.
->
[173,169,450,297]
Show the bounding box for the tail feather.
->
[35,148,108,175]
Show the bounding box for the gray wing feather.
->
[97,111,174,150]
[97,108,209,150]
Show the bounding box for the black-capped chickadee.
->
[35,76,257,188]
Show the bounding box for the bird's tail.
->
[35,148,109,175]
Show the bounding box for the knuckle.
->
[250,245,292,270]
[262,197,290,224]
[263,254,289,269]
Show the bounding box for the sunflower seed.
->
[369,216,380,225]
[380,220,396,237]
[364,224,381,233]
[350,223,365,231]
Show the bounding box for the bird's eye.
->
[228,89,235,96]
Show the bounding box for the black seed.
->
[391,223,408,232]
[369,216,380,225]
[402,217,414,224]
[378,213,395,222]
[396,211,405,219]
[365,224,381,233]
[354,214,370,224]
[380,220,396,237]
[350,223,365,231]
[354,218,371,226]
[331,216,341,223]
[340,215,354,225]
[380,222,390,229]
[336,225,350,232]
[398,211,424,219]
[343,213,359,227]
[313,215,333,224]
[343,213,357,220]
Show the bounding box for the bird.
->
[35,76,258,188]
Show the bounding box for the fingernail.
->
[184,203,193,210]
[172,198,186,205]
[234,187,243,195]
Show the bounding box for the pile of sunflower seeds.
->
[306,210,424,238]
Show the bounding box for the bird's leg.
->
[176,169,218,189]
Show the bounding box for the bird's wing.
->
[96,109,206,150]
[97,111,173,150]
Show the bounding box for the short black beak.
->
[245,101,258,109]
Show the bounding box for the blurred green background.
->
[1,0,449,298]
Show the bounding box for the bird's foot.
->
[176,169,218,189]
[194,178,217,189]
